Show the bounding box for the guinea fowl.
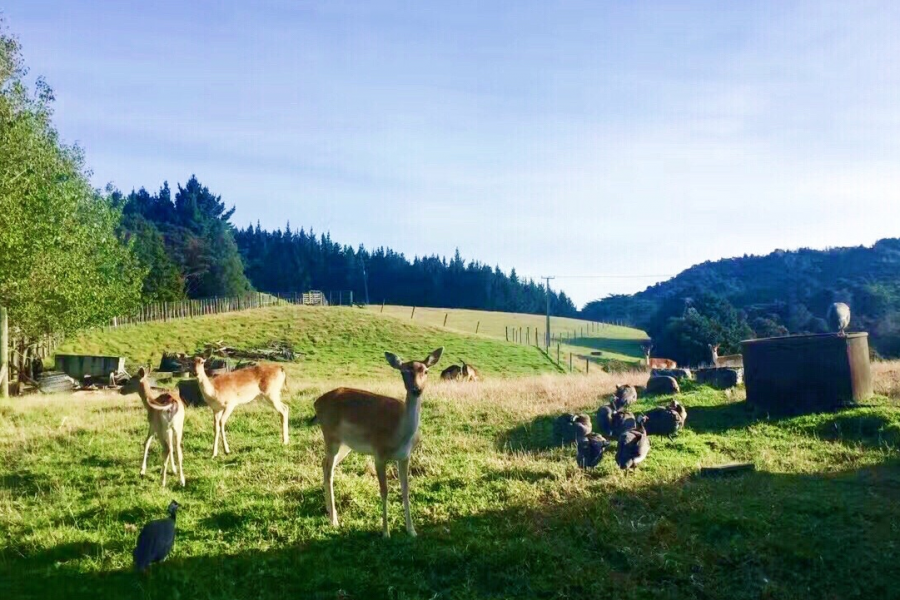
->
[577,433,611,469]
[596,401,616,437]
[643,400,687,437]
[133,500,180,573]
[827,302,851,336]
[613,384,637,409]
[611,409,637,437]
[616,416,651,475]
[553,413,592,445]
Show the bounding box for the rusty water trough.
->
[742,332,872,415]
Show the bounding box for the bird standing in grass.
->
[827,302,851,336]
[596,400,616,437]
[133,500,180,573]
[577,432,611,469]
[616,416,650,475]
[613,384,637,409]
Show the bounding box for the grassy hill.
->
[1,367,899,599]
[371,305,648,367]
[56,305,562,380]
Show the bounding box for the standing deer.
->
[193,357,289,457]
[310,347,444,537]
[119,367,186,487]
[708,344,743,367]
[641,342,677,370]
[461,361,479,382]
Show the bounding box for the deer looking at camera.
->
[119,367,186,487]
[641,342,677,370]
[310,347,444,538]
[193,357,289,457]
[709,344,743,368]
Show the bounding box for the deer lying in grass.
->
[120,367,185,487]
[709,344,743,368]
[193,357,289,458]
[310,347,444,538]
[642,343,677,369]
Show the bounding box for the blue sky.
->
[5,1,900,306]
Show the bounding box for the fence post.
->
[350,291,353,305]
[381,300,385,313]
[586,358,589,374]
[505,326,509,342]
[1,307,7,398]
[476,321,480,334]
[569,353,573,372]
[411,306,416,319]
[557,343,560,365]
[443,313,448,327]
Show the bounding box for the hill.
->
[372,304,648,365]
[582,238,900,359]
[56,305,561,380]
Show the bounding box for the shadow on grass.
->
[6,459,900,600]
[685,401,759,434]
[802,411,900,449]
[495,414,564,453]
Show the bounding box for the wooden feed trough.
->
[741,332,872,415]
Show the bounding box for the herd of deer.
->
[120,347,482,538]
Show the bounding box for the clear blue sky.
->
[5,1,900,307]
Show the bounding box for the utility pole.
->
[541,276,555,352]
[361,260,370,305]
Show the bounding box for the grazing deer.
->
[708,344,743,368]
[641,343,677,370]
[119,367,186,487]
[310,347,443,537]
[193,357,289,458]
[440,364,462,381]
[461,361,479,382]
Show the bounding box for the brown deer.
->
[310,347,443,538]
[193,357,289,458]
[461,361,479,382]
[642,342,677,370]
[119,367,186,487]
[708,344,743,367]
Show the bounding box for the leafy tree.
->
[0,23,143,356]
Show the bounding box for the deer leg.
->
[375,459,390,538]
[398,458,416,537]
[265,392,290,445]
[161,431,173,487]
[176,427,185,487]
[212,410,223,458]
[220,404,237,455]
[140,433,154,477]
[323,443,347,527]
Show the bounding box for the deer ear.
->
[385,352,404,370]
[424,347,444,367]
[137,367,146,378]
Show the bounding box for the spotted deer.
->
[193,357,289,457]
[119,367,186,487]
[310,347,444,537]
[709,344,743,368]
[642,342,677,370]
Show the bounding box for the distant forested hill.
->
[581,239,900,361]
[112,177,578,317]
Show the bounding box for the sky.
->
[4,1,900,307]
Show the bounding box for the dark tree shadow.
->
[495,414,567,453]
[7,460,900,600]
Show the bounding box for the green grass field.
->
[371,305,648,365]
[56,305,563,380]
[2,364,899,599]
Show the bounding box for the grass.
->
[2,362,900,599]
[370,305,648,364]
[55,305,561,380]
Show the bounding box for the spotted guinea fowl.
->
[596,400,617,437]
[577,433,611,469]
[611,409,637,437]
[133,500,180,572]
[553,413,592,444]
[642,400,687,437]
[613,384,637,409]
[827,302,851,336]
[616,416,651,475]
